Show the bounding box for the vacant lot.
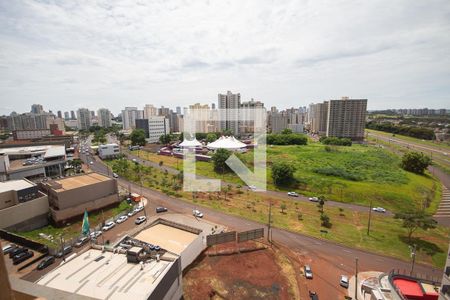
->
[183,241,300,300]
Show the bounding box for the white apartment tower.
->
[144,104,157,119]
[77,108,91,130]
[218,91,241,136]
[97,108,112,128]
[122,107,143,130]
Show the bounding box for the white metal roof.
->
[179,138,202,147]
[0,179,35,193]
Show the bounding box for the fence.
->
[206,228,265,247]
[0,230,48,253]
[237,228,264,243]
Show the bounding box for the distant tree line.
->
[267,129,308,145]
[319,137,352,146]
[366,121,435,140]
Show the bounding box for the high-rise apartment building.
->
[218,91,240,136]
[240,99,264,133]
[187,103,211,133]
[144,104,157,119]
[147,116,170,143]
[64,111,69,120]
[326,97,367,140]
[70,111,76,120]
[97,108,112,128]
[57,111,62,119]
[176,106,182,115]
[31,104,43,114]
[158,106,171,117]
[122,107,143,130]
[77,108,91,130]
[308,102,329,135]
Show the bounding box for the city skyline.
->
[1,1,450,115]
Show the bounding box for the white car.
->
[134,205,144,213]
[372,207,386,213]
[340,275,349,288]
[287,192,299,197]
[89,161,94,165]
[193,209,204,218]
[309,197,319,202]
[127,210,137,217]
[135,216,147,225]
[113,173,119,178]
[304,265,313,279]
[248,185,257,191]
[90,231,102,239]
[102,221,115,231]
[116,215,128,224]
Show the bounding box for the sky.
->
[0,0,449,116]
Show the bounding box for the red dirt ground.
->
[183,241,301,300]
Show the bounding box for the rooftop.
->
[47,173,112,192]
[134,223,198,255]
[0,179,35,193]
[36,249,174,300]
[0,145,65,156]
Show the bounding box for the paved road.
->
[123,150,394,216]
[84,152,443,300]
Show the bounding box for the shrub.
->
[401,151,432,175]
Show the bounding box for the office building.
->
[76,108,91,130]
[12,129,51,140]
[218,91,241,136]
[57,111,62,118]
[0,179,49,230]
[64,111,69,120]
[39,172,119,223]
[176,106,182,114]
[31,104,44,114]
[0,145,66,182]
[326,97,367,140]
[144,104,158,118]
[97,108,112,128]
[148,116,170,143]
[98,143,120,159]
[122,107,143,130]
[70,110,76,120]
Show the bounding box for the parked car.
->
[156,207,168,213]
[134,205,144,213]
[74,236,90,247]
[37,256,55,270]
[309,197,319,202]
[309,291,319,300]
[116,215,128,224]
[2,244,16,254]
[113,173,119,178]
[372,207,386,213]
[287,191,299,197]
[135,216,147,225]
[247,185,257,191]
[127,210,137,217]
[13,250,34,265]
[90,231,102,239]
[102,221,116,231]
[193,209,203,218]
[89,161,94,165]
[9,247,28,259]
[55,246,72,258]
[340,275,349,288]
[304,265,313,279]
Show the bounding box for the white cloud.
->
[0,0,449,115]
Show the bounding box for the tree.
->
[317,195,325,213]
[130,129,146,146]
[394,211,437,242]
[69,159,82,173]
[280,203,287,214]
[271,161,296,186]
[281,128,293,135]
[320,213,332,228]
[159,134,172,144]
[401,152,432,175]
[212,148,232,173]
[206,133,218,143]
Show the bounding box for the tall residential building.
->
[326,97,367,140]
[57,111,62,119]
[70,110,76,120]
[269,112,289,133]
[308,102,329,135]
[188,103,211,133]
[8,113,53,131]
[76,108,91,130]
[31,104,43,114]
[143,104,157,119]
[176,106,182,115]
[158,106,170,117]
[218,91,241,136]
[97,108,112,128]
[122,107,143,130]
[64,111,69,120]
[240,99,264,133]
[90,111,95,118]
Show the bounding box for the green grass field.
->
[366,129,450,151]
[133,142,441,214]
[104,157,450,267]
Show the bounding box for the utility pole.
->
[355,257,358,300]
[367,199,372,235]
[410,244,417,276]
[267,200,272,243]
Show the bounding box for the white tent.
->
[207,136,247,150]
[179,138,202,148]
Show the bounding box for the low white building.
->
[98,143,120,159]
[148,116,170,143]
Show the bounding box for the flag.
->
[82,209,90,236]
